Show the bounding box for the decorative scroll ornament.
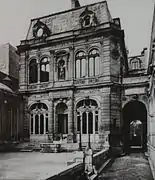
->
[33,19,51,38]
[80,7,98,28]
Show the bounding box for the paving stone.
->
[98,153,153,180]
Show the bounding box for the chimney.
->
[71,0,80,8]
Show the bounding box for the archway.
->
[122,100,147,152]
[56,103,68,135]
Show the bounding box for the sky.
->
[0,0,154,56]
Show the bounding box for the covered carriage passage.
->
[122,100,147,152]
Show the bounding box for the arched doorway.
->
[56,103,68,135]
[122,100,147,152]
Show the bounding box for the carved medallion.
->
[33,19,51,38]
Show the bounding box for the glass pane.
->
[29,60,38,83]
[88,112,93,134]
[77,115,81,132]
[95,115,98,132]
[76,60,80,78]
[95,56,100,75]
[40,114,44,134]
[46,64,49,72]
[82,112,87,134]
[31,115,33,134]
[81,58,86,77]
[35,115,39,134]
[64,115,68,134]
[89,57,94,76]
[41,64,45,72]
[46,118,48,133]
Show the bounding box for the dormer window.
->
[130,59,140,70]
[80,7,98,28]
[84,15,91,26]
[33,19,51,38]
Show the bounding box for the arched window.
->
[130,59,140,70]
[29,59,38,84]
[40,57,49,82]
[30,103,48,135]
[88,49,100,76]
[76,99,99,134]
[75,51,86,78]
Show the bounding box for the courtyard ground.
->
[98,153,154,180]
[0,152,75,180]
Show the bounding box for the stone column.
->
[67,99,72,142]
[69,46,74,81]
[67,97,74,143]
[44,114,46,134]
[48,98,54,142]
[50,50,55,83]
[38,62,40,83]
[23,96,30,140]
[33,114,35,134]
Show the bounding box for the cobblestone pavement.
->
[98,153,153,180]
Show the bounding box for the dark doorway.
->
[58,114,68,134]
[56,103,68,135]
[122,101,147,152]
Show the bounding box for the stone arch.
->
[28,100,50,111]
[29,102,49,135]
[122,100,147,152]
[75,98,99,135]
[88,46,100,54]
[75,97,100,108]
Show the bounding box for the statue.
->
[58,60,65,80]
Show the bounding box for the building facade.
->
[147,4,155,172]
[0,43,24,144]
[122,49,149,152]
[17,1,128,148]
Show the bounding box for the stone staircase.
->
[15,141,103,153]
[16,142,41,152]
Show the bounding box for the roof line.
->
[31,0,107,21]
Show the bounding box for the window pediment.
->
[80,7,98,28]
[33,20,51,38]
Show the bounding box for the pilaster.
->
[50,50,55,83]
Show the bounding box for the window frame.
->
[88,49,100,77]
[75,51,86,79]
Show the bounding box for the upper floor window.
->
[29,59,38,84]
[88,49,100,76]
[40,57,49,82]
[131,60,140,70]
[75,51,86,78]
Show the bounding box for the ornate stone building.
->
[122,48,149,152]
[147,4,155,172]
[17,0,128,148]
[0,43,24,144]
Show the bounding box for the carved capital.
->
[69,46,75,51]
[50,50,55,56]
